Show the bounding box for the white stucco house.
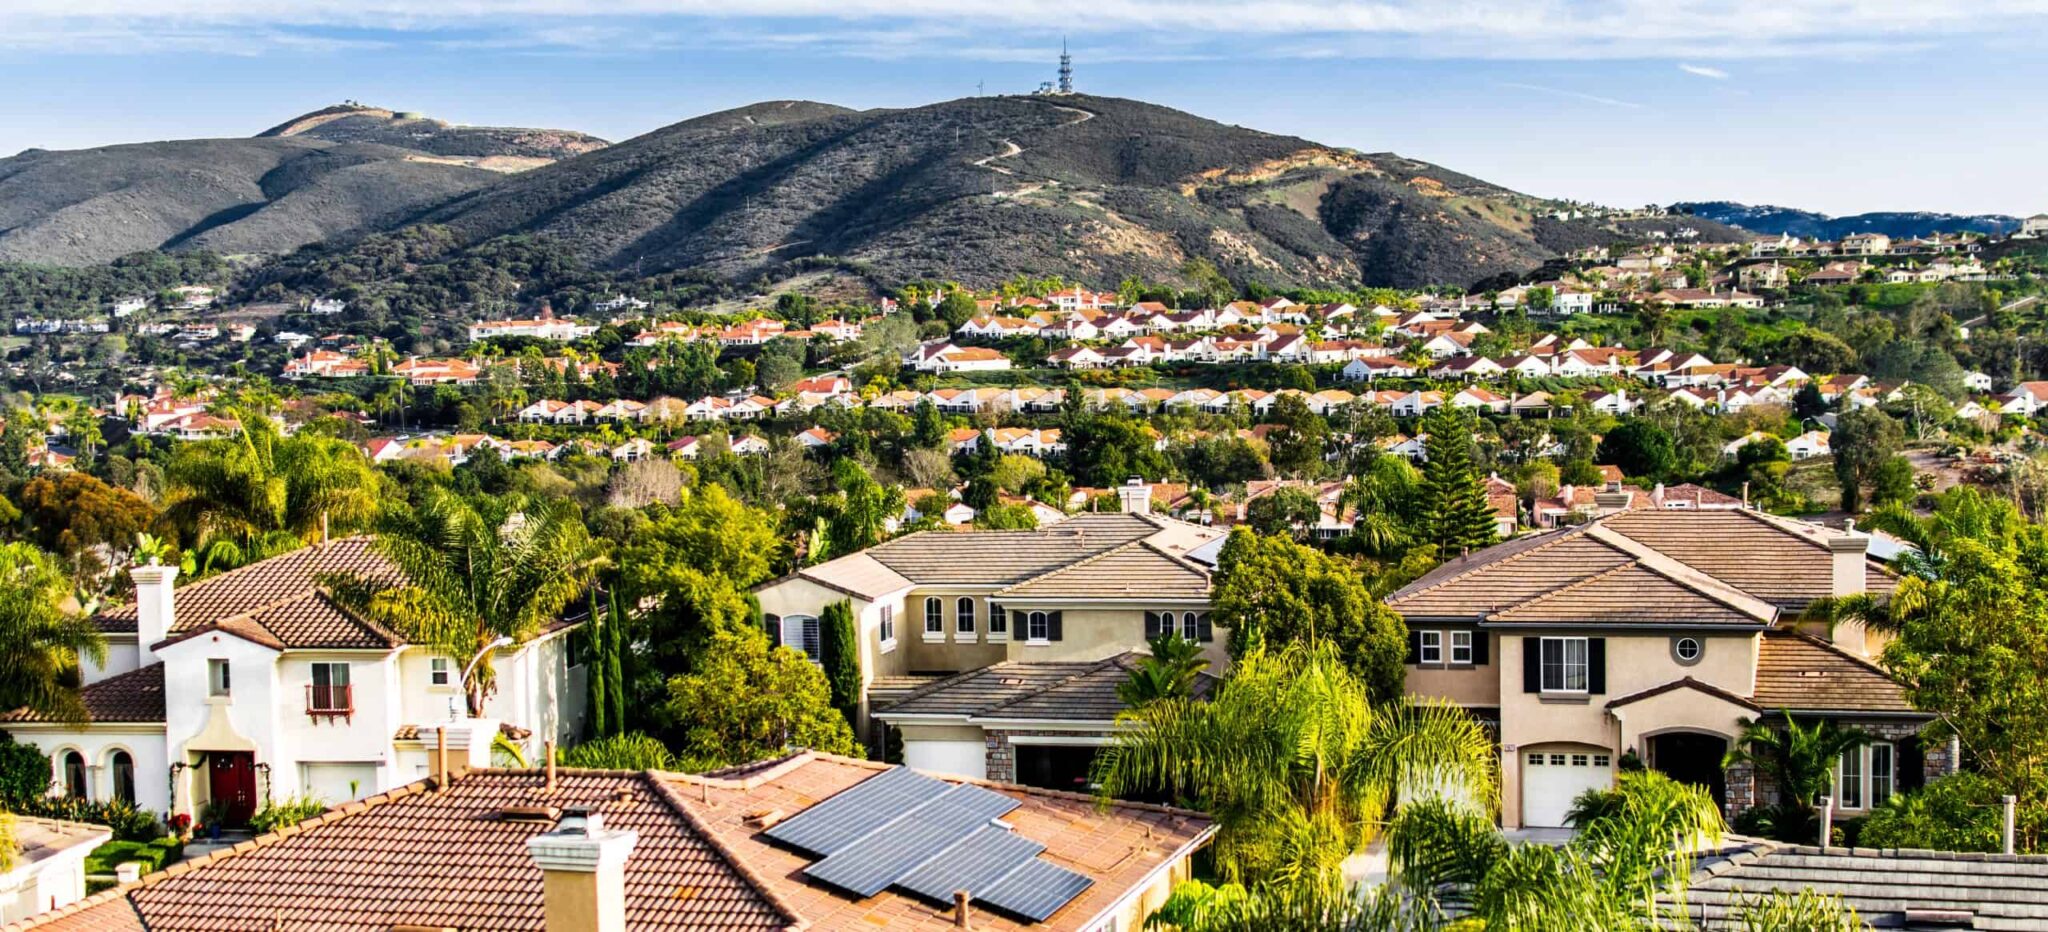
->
[0,540,582,826]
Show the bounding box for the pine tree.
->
[1419,407,1500,554]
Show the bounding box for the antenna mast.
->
[1057,38,1073,94]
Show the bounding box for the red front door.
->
[207,752,258,826]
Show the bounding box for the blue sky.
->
[1,1,2042,216]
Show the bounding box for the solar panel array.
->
[760,766,1098,923]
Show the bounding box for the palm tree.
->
[1724,714,1871,813]
[0,543,107,722]
[1093,642,1497,893]
[1116,634,1210,707]
[159,414,379,573]
[324,488,600,716]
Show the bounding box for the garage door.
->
[1520,749,1613,828]
[301,762,380,805]
[903,740,987,780]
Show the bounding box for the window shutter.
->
[1472,631,1490,666]
[1522,637,1540,693]
[1048,611,1064,641]
[1197,613,1214,643]
[763,613,781,647]
[1144,611,1161,640]
[1407,630,1421,665]
[1587,638,1606,694]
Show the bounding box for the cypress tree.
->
[604,589,627,736]
[586,591,608,739]
[820,599,862,728]
[1419,407,1500,554]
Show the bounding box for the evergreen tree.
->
[604,589,627,735]
[1419,408,1499,554]
[820,600,861,727]
[586,591,609,739]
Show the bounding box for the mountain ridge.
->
[1671,200,2020,239]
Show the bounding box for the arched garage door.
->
[1520,745,1614,828]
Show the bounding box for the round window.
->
[1672,637,1703,665]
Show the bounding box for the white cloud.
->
[1679,63,1730,78]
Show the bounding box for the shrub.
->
[248,795,329,835]
[83,839,168,875]
[558,733,677,771]
[1861,774,2040,853]
[6,796,161,841]
[0,735,50,807]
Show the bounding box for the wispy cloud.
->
[1499,81,1645,110]
[1679,62,1730,78]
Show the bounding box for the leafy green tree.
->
[1419,408,1499,554]
[0,733,51,807]
[825,460,904,555]
[935,291,978,329]
[1244,486,1320,540]
[1116,634,1210,708]
[659,626,861,770]
[618,483,783,676]
[325,488,600,716]
[1831,407,1904,513]
[819,600,861,724]
[1093,642,1497,892]
[1596,419,1677,482]
[1265,394,1329,477]
[18,473,155,574]
[911,399,945,449]
[1870,455,1917,507]
[1062,412,1170,486]
[160,416,379,570]
[971,502,1039,529]
[0,543,107,722]
[1212,529,1409,703]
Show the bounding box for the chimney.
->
[527,808,638,932]
[129,563,179,666]
[1116,478,1152,515]
[1821,531,1873,655]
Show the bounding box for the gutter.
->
[1073,823,1220,932]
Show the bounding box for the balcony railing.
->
[307,684,353,721]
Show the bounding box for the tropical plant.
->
[325,488,601,716]
[1732,888,1862,931]
[0,543,107,722]
[1724,715,1872,814]
[559,732,679,770]
[1118,634,1211,708]
[159,415,379,573]
[248,795,328,834]
[1094,642,1497,893]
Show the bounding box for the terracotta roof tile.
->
[95,538,405,651]
[0,664,164,724]
[1752,630,1917,714]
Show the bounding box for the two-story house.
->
[751,482,1226,782]
[0,538,581,825]
[1387,509,1940,829]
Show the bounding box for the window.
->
[110,750,135,805]
[925,597,943,635]
[1450,631,1474,665]
[1594,755,1611,768]
[208,659,232,697]
[310,662,352,714]
[1549,753,1567,766]
[1839,748,1864,809]
[1528,753,1544,766]
[1571,754,1588,767]
[1870,742,1895,807]
[62,751,87,799]
[1181,612,1199,641]
[879,606,896,646]
[1028,611,1049,642]
[989,602,1007,637]
[429,657,452,687]
[781,615,821,663]
[1539,637,1589,692]
[957,597,976,635]
[1673,636,1703,665]
[1418,631,1443,664]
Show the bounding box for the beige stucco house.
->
[1388,509,1941,829]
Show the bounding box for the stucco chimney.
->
[1828,532,1868,598]
[1117,478,1152,515]
[129,563,179,666]
[527,808,638,932]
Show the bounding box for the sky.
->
[0,1,2043,217]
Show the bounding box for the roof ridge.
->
[1583,523,1780,622]
[993,537,1151,595]
[646,773,808,932]
[1389,524,1606,605]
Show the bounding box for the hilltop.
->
[1673,201,2020,239]
[258,103,611,171]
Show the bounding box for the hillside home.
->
[0,541,580,826]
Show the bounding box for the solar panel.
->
[974,855,1097,923]
[804,784,1020,897]
[760,765,947,856]
[895,824,1046,903]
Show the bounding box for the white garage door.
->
[903,740,987,780]
[301,762,380,805]
[1520,749,1613,828]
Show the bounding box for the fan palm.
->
[1093,642,1497,893]
[0,543,107,722]
[1723,714,1871,811]
[324,488,600,716]
[1117,634,1210,707]
[159,414,379,573]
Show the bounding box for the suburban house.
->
[0,540,582,826]
[750,482,1227,779]
[13,754,1213,932]
[0,819,108,925]
[1387,509,1941,829]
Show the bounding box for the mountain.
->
[1672,201,2020,239]
[415,95,1737,290]
[0,105,606,266]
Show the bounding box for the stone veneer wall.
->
[981,728,1114,784]
[1723,718,1950,817]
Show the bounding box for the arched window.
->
[62,751,88,799]
[110,750,135,805]
[1028,611,1049,641]
[925,597,943,635]
[956,597,976,635]
[1181,612,1199,641]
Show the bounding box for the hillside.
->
[416,95,1719,289]
[258,103,611,171]
[1672,201,2020,239]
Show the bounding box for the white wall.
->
[81,636,139,686]
[7,727,171,815]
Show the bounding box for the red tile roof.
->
[95,538,403,651]
[0,664,165,725]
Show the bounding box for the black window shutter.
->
[763,613,781,647]
[1472,631,1490,666]
[1197,613,1214,643]
[1587,638,1607,694]
[1144,611,1160,640]
[1898,737,1925,792]
[1407,630,1421,665]
[1048,611,1064,641]
[1522,637,1540,693]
